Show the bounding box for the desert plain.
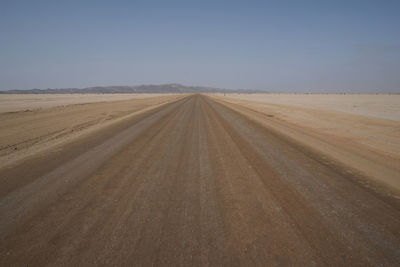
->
[0,93,399,266]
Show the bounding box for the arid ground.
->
[0,94,399,266]
[0,93,180,113]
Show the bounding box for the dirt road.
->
[1,95,399,266]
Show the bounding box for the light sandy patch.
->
[0,94,177,113]
[215,93,400,121]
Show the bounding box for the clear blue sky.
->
[1,0,399,92]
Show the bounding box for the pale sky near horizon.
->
[0,0,399,92]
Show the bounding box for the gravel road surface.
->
[1,95,399,266]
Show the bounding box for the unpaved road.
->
[1,95,399,266]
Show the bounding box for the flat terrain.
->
[0,93,181,113]
[213,94,400,192]
[0,95,399,266]
[220,93,400,121]
[0,94,183,167]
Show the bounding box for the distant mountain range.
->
[0,84,259,94]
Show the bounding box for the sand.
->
[0,94,184,167]
[218,93,400,121]
[0,94,179,113]
[211,93,400,193]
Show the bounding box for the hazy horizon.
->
[2,83,400,94]
[1,0,399,93]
